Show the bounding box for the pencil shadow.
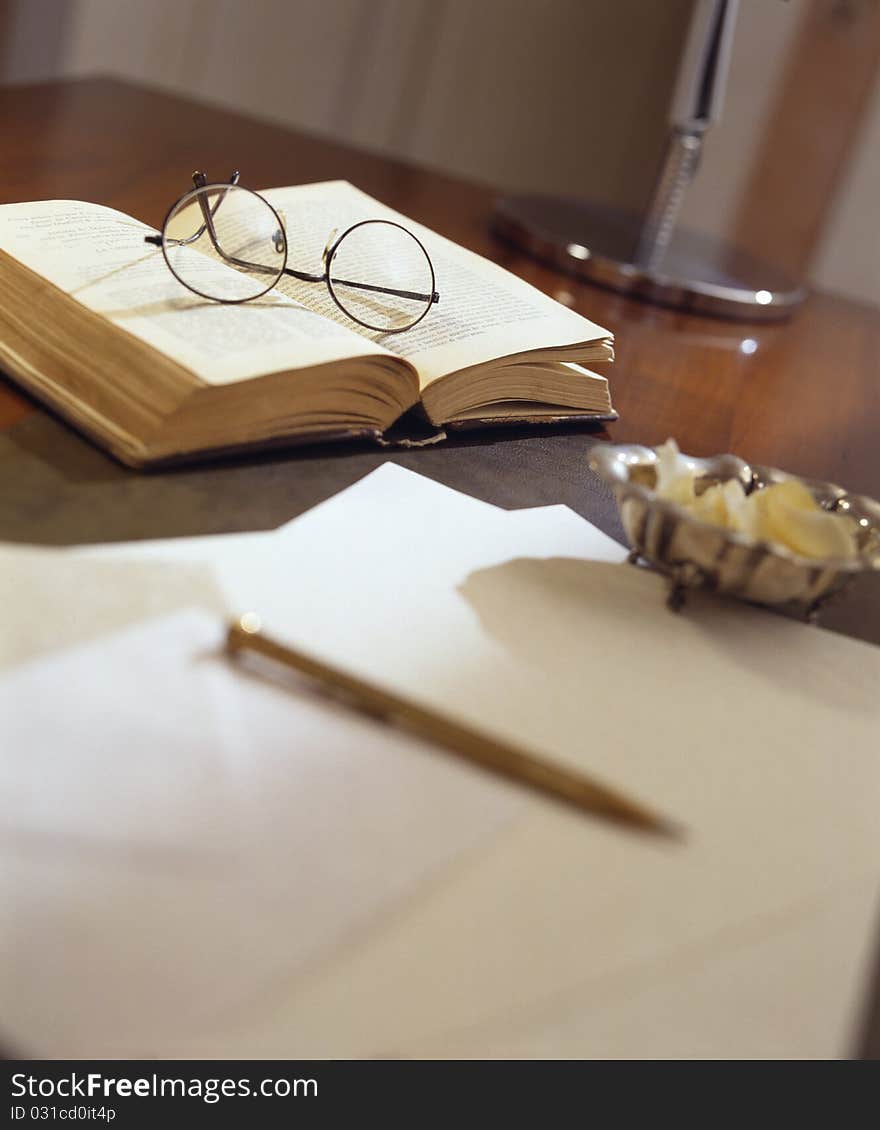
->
[458,556,878,715]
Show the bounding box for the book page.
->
[0,200,388,384]
[262,182,613,387]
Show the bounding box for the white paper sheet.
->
[0,466,626,1057]
[0,608,522,1056]
[76,462,626,605]
[73,462,880,1061]
[4,464,878,1059]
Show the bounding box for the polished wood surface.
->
[0,77,878,499]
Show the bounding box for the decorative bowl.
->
[589,442,880,616]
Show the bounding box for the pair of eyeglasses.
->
[144,171,440,333]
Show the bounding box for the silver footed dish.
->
[589,441,880,618]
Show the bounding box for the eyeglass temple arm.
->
[144,176,439,305]
[285,268,440,305]
[155,171,289,279]
[313,227,438,303]
[144,171,240,247]
[208,258,437,305]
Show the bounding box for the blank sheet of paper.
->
[0,609,519,1057]
[79,463,877,1060]
[4,463,879,1058]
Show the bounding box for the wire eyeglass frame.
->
[144,170,440,333]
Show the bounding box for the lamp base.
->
[492,194,805,321]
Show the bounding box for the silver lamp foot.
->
[491,194,805,322]
[493,1,806,322]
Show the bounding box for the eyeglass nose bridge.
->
[272,208,287,255]
[322,228,340,267]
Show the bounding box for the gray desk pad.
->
[2,411,877,647]
[0,413,626,545]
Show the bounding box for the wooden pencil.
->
[226,615,681,838]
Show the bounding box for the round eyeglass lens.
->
[162,184,287,302]
[327,220,435,333]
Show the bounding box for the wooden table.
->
[1,77,879,1058]
[2,77,878,488]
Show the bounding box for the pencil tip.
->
[644,814,685,840]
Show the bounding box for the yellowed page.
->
[262,181,614,388]
[427,361,611,421]
[0,200,388,385]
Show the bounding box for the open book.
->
[0,181,614,467]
